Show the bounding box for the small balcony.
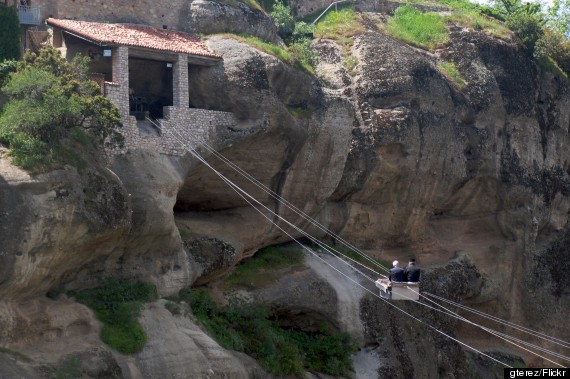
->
[18,5,41,25]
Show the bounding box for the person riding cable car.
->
[404,258,420,282]
[376,258,420,301]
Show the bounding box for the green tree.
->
[506,12,545,52]
[271,0,295,38]
[546,0,570,35]
[493,0,542,18]
[0,59,18,87]
[535,27,570,74]
[0,4,20,61]
[291,21,314,42]
[490,0,545,53]
[0,46,123,170]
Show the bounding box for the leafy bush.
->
[288,38,317,72]
[223,242,305,287]
[69,278,158,354]
[50,358,82,379]
[506,12,544,52]
[0,46,124,171]
[100,322,147,354]
[385,6,449,51]
[271,0,295,38]
[0,5,20,61]
[0,59,17,87]
[165,300,182,315]
[182,289,354,376]
[535,28,570,74]
[291,21,314,41]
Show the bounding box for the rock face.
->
[182,0,280,44]
[0,151,131,301]
[1,4,570,378]
[133,300,269,379]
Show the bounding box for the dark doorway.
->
[128,58,173,120]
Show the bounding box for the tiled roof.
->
[46,18,221,59]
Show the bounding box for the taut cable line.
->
[154,124,513,368]
[423,292,570,350]
[198,140,390,275]
[187,136,570,356]
[405,288,569,367]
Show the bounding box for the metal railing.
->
[145,115,163,135]
[312,0,351,24]
[17,4,41,25]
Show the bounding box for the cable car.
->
[376,279,420,300]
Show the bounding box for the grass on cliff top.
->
[437,60,466,89]
[536,55,569,81]
[217,34,315,75]
[314,9,364,75]
[383,1,509,45]
[447,10,510,40]
[222,242,305,288]
[69,278,158,354]
[181,288,355,376]
[313,8,364,45]
[384,6,449,51]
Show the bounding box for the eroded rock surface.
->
[1,5,570,378]
[182,0,279,43]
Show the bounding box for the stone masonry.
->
[33,0,188,30]
[104,46,235,156]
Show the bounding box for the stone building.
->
[2,1,241,155]
[46,18,237,155]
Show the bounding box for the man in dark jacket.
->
[404,258,421,282]
[389,260,405,282]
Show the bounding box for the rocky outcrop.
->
[360,252,487,379]
[1,6,570,378]
[182,0,280,44]
[0,149,131,301]
[133,300,269,378]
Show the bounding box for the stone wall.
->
[102,45,233,156]
[164,107,235,155]
[122,108,237,156]
[289,0,332,18]
[34,0,187,29]
[106,85,236,156]
[106,71,236,157]
[34,0,277,43]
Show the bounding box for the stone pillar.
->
[111,46,129,118]
[173,53,189,108]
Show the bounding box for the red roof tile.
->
[46,18,221,59]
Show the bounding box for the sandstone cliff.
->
[1,2,570,378]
